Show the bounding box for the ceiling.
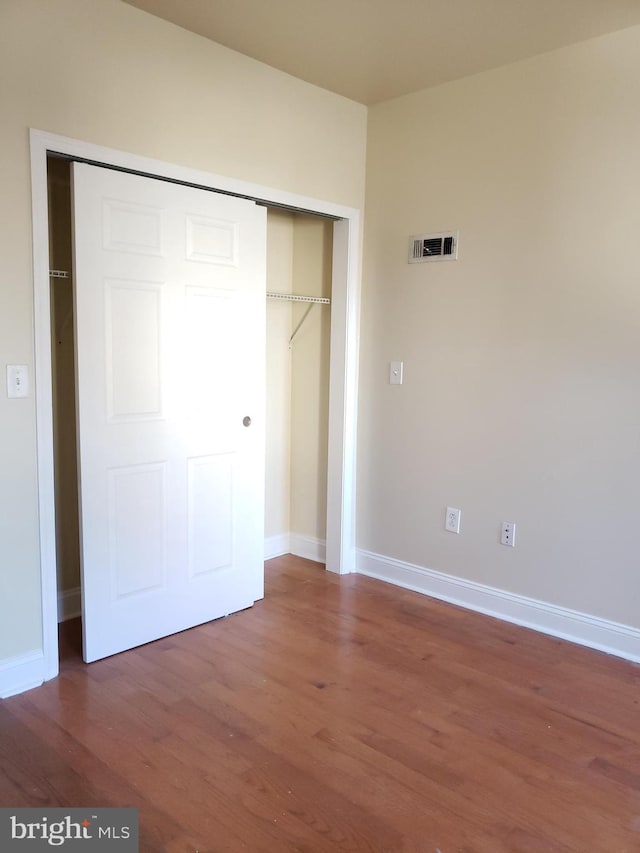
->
[124,0,640,104]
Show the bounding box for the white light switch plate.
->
[7,365,29,398]
[389,361,403,385]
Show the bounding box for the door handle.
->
[243,416,252,427]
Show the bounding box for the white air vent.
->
[409,231,458,263]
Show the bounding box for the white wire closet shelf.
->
[48,275,329,347]
[266,291,330,305]
[49,274,330,305]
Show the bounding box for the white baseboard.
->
[57,586,81,623]
[356,549,640,664]
[264,533,291,561]
[290,533,326,564]
[0,650,46,699]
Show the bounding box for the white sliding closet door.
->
[72,163,266,662]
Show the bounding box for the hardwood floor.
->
[1,555,639,852]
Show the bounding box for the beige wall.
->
[359,25,640,628]
[0,0,366,662]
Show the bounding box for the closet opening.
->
[48,157,82,651]
[47,156,337,666]
[265,209,333,567]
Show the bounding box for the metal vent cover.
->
[409,231,458,263]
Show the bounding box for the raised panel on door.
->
[108,462,167,597]
[105,279,164,422]
[73,162,266,663]
[187,453,235,578]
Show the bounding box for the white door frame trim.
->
[30,128,361,683]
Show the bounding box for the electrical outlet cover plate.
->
[501,521,516,547]
[445,507,461,534]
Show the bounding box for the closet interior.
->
[47,156,332,628]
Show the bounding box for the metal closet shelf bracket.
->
[266,292,331,349]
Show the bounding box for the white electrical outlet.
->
[445,507,461,534]
[501,522,516,547]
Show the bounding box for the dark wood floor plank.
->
[2,555,640,851]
